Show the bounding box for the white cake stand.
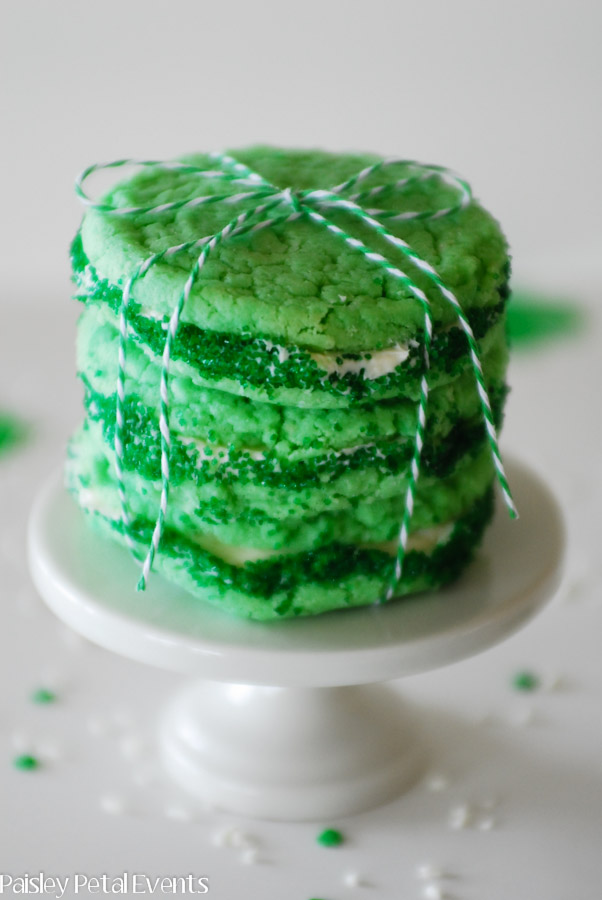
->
[28,459,564,821]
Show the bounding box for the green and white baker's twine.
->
[76,154,517,602]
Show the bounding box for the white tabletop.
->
[1,258,601,898]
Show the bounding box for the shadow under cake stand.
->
[28,459,564,821]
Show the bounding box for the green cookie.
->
[67,146,512,619]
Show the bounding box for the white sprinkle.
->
[131,763,159,787]
[165,805,193,822]
[416,863,445,881]
[478,816,496,832]
[476,712,497,727]
[212,826,257,849]
[119,735,145,761]
[87,715,111,737]
[37,667,65,691]
[111,709,134,730]
[10,730,30,752]
[448,804,472,830]
[343,871,361,888]
[240,848,258,866]
[37,739,62,762]
[100,793,126,816]
[509,705,535,727]
[212,826,235,848]
[479,794,501,811]
[422,885,447,900]
[426,773,450,792]
[544,672,567,691]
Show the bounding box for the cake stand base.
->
[161,682,422,820]
[28,460,564,821]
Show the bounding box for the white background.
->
[1,0,601,299]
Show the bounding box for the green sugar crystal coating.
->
[72,237,508,408]
[69,485,494,619]
[67,146,512,619]
[75,295,508,452]
[66,418,496,550]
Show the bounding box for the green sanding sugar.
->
[31,688,57,704]
[316,828,344,847]
[13,754,40,771]
[512,670,540,692]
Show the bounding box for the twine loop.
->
[76,152,517,602]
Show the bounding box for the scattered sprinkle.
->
[544,672,567,691]
[212,826,257,850]
[10,730,30,751]
[509,704,536,727]
[99,793,126,816]
[479,794,500,811]
[87,715,112,737]
[448,804,472,831]
[31,688,57,704]
[506,293,583,349]
[240,848,258,865]
[119,735,145,761]
[342,871,361,888]
[317,828,344,848]
[0,413,27,457]
[111,709,134,730]
[131,764,158,787]
[164,805,193,822]
[416,863,446,881]
[478,816,496,831]
[425,773,450,792]
[512,670,540,692]
[422,885,447,900]
[13,754,40,771]
[37,740,62,762]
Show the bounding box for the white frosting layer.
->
[190,532,288,566]
[363,522,455,556]
[192,521,456,568]
[179,436,266,462]
[310,345,411,380]
[178,436,393,467]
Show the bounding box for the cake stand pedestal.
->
[28,460,564,821]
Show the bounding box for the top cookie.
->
[79,147,509,353]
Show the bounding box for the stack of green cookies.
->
[66,147,511,620]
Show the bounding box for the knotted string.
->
[76,153,517,602]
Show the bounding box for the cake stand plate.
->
[28,460,564,821]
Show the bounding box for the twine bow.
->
[76,152,517,602]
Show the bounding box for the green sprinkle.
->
[13,754,40,771]
[316,827,344,847]
[31,688,57,704]
[512,670,540,692]
[0,414,27,457]
[507,292,583,349]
